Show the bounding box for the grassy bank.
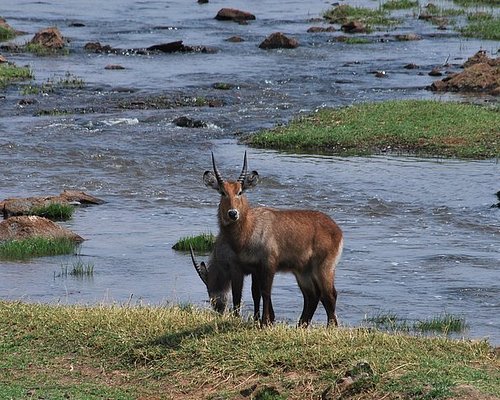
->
[0,63,32,87]
[0,302,498,399]
[0,237,78,260]
[246,101,500,159]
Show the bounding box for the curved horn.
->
[211,152,224,187]
[237,151,248,183]
[189,245,208,286]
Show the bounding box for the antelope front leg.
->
[231,270,244,316]
[260,271,275,326]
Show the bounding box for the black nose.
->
[228,210,238,220]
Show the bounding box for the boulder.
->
[30,27,65,49]
[259,32,299,50]
[0,215,84,242]
[173,116,207,128]
[341,20,367,33]
[215,8,256,22]
[429,51,499,95]
[1,190,105,219]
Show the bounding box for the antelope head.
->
[189,245,228,313]
[203,151,259,226]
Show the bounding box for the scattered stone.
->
[30,27,65,49]
[374,70,388,78]
[84,40,216,55]
[0,55,7,63]
[225,36,244,42]
[404,63,419,69]
[147,41,190,53]
[307,26,336,33]
[105,64,125,70]
[68,22,85,27]
[259,32,299,50]
[198,0,208,3]
[395,33,422,41]
[215,8,256,22]
[84,41,114,53]
[429,51,499,95]
[428,67,443,76]
[173,116,207,128]
[341,20,367,33]
[18,98,38,106]
[0,215,84,242]
[1,190,105,219]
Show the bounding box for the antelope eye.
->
[237,190,243,196]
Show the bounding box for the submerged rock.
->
[173,116,207,128]
[0,215,84,242]
[215,8,255,22]
[341,20,367,33]
[259,32,299,50]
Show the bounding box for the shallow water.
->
[1,0,499,343]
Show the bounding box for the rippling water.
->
[1,0,499,343]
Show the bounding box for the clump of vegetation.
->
[212,82,234,90]
[461,13,500,40]
[246,100,500,159]
[365,312,468,334]
[323,4,399,27]
[172,232,215,252]
[23,42,69,56]
[0,302,498,399]
[382,0,419,10]
[0,237,78,260]
[0,25,16,41]
[20,72,85,96]
[56,259,94,278]
[335,36,372,44]
[453,0,499,5]
[29,203,75,221]
[0,63,33,87]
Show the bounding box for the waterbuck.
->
[191,152,343,326]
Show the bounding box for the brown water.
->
[0,0,499,343]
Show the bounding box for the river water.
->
[0,0,499,343]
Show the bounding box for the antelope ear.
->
[203,171,220,191]
[242,170,259,191]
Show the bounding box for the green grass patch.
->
[323,5,399,27]
[337,36,372,44]
[0,237,78,260]
[461,13,500,40]
[24,42,69,56]
[246,100,500,159]
[365,312,468,335]
[28,203,75,221]
[0,302,498,399]
[381,0,419,10]
[0,25,16,42]
[172,232,215,252]
[0,63,33,87]
[453,0,500,6]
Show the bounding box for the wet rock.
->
[147,41,190,53]
[18,98,38,106]
[1,190,105,219]
[68,22,85,27]
[429,51,499,95]
[404,63,419,69]
[225,35,244,42]
[0,215,84,242]
[215,8,256,22]
[84,41,115,53]
[374,70,388,78]
[105,64,125,70]
[307,26,336,33]
[30,27,65,49]
[395,33,422,41]
[198,0,208,3]
[428,67,443,76]
[173,116,207,128]
[259,32,299,50]
[341,20,367,33]
[0,55,7,63]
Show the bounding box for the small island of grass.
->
[246,100,500,159]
